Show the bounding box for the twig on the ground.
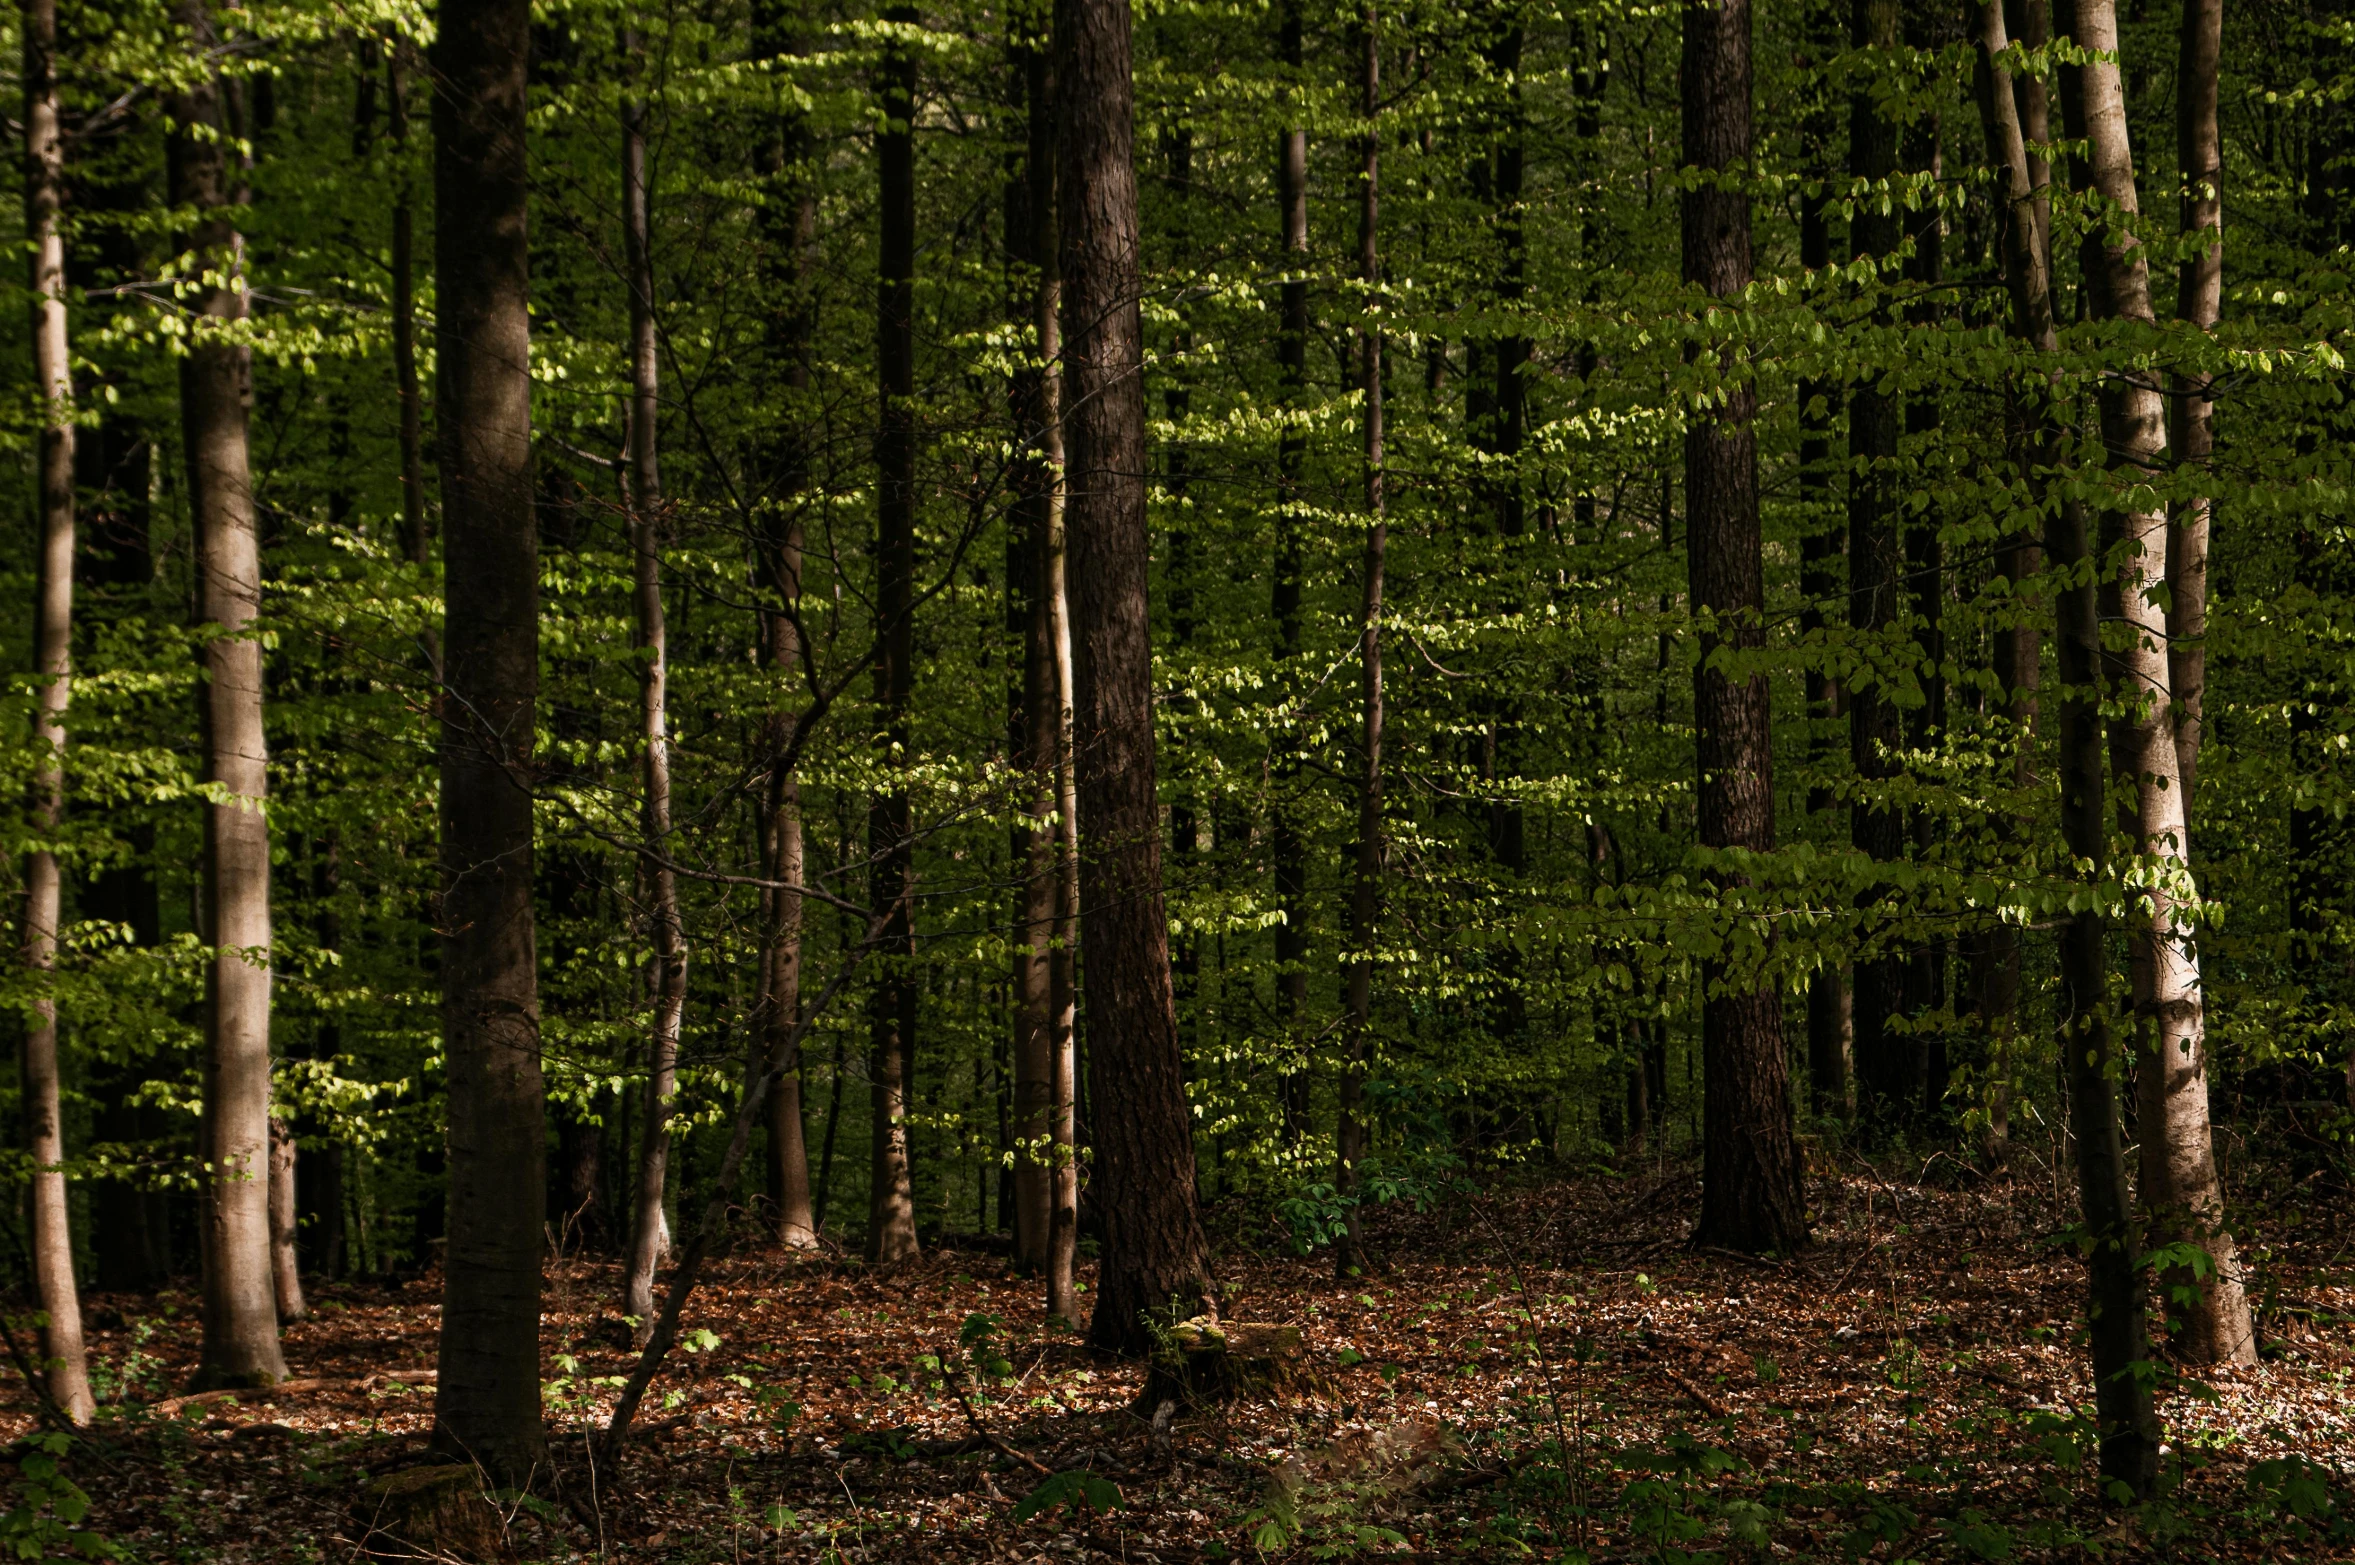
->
[147,1368,437,1419]
[945,1373,1052,1478]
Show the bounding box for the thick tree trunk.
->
[1056,0,1216,1352]
[2056,0,2254,1370]
[867,5,921,1265]
[1683,0,1805,1255]
[1336,2,1383,1279]
[19,0,93,1425]
[430,0,547,1483]
[1846,0,1908,1133]
[171,0,287,1391]
[1271,0,1310,1135]
[622,63,689,1339]
[1980,1,2158,1496]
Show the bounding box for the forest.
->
[3,0,2355,1557]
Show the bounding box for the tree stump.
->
[351,1465,515,1563]
[1151,1319,1317,1406]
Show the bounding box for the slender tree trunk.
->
[1044,407,1082,1327]
[1057,0,1216,1352]
[388,46,429,601]
[18,0,93,1425]
[1683,0,1804,1254]
[1271,0,1310,1135]
[622,57,690,1339]
[1335,1,1383,1279]
[269,1117,305,1321]
[1846,0,1908,1133]
[2055,0,2254,1369]
[753,0,817,1251]
[1980,1,2157,1496]
[430,0,547,1481]
[2169,0,2219,803]
[867,4,921,1265]
[171,0,287,1391]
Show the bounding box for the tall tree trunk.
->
[172,0,287,1391]
[1336,0,1383,1279]
[1056,0,1216,1352]
[622,55,689,1340]
[1900,53,1948,1117]
[1044,389,1082,1327]
[1846,0,1908,1133]
[431,0,547,1481]
[867,4,921,1265]
[1979,1,2157,1496]
[2169,0,2219,803]
[2056,0,2254,1369]
[1797,4,1848,1119]
[19,0,93,1425]
[753,0,817,1251]
[1683,0,1804,1254]
[1270,0,1310,1136]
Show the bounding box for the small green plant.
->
[0,1434,116,1561]
[1012,1469,1122,1524]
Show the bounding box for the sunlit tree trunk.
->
[622,48,689,1339]
[18,0,91,1421]
[1981,0,2157,1496]
[1057,0,1216,1351]
[430,0,547,1482]
[867,2,922,1265]
[172,0,287,1392]
[2056,0,2254,1370]
[269,1117,305,1322]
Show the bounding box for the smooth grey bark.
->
[430,0,547,1483]
[18,0,93,1426]
[620,40,689,1345]
[171,0,287,1392]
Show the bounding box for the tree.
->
[171,0,288,1392]
[1056,0,1216,1352]
[1682,0,1805,1255]
[621,30,689,1343]
[18,0,92,1422]
[866,1,921,1265]
[431,0,547,1482]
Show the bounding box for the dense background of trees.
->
[5,0,2355,1493]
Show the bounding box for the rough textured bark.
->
[1981,1,2158,1495]
[388,46,428,586]
[867,5,921,1265]
[1683,0,1805,1255]
[430,0,547,1482]
[622,60,689,1338]
[1336,2,1383,1278]
[2056,0,2254,1370]
[753,0,817,1251]
[1056,0,1216,1351]
[172,0,287,1391]
[1846,0,1908,1132]
[18,0,93,1424]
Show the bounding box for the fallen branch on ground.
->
[147,1369,437,1419]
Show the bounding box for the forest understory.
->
[22,1153,2355,1564]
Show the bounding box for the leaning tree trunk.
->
[1270,0,1310,1136]
[866,3,921,1265]
[1334,1,1383,1280]
[431,0,547,1484]
[171,0,288,1391]
[1056,0,1217,1353]
[1683,0,1806,1255]
[18,0,93,1421]
[1846,0,1908,1134]
[621,57,689,1341]
[2057,0,2254,1369]
[1980,0,2159,1497]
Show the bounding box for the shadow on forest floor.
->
[16,1148,2355,1561]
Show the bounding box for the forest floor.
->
[15,1148,2355,1562]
